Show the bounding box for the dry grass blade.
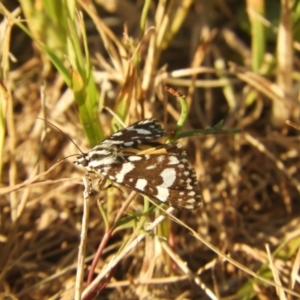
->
[266,244,287,300]
[74,176,90,300]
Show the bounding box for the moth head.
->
[74,154,89,167]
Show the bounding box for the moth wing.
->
[94,119,167,150]
[99,144,202,210]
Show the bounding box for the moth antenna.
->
[36,117,85,155]
[57,154,82,162]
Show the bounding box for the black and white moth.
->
[74,119,201,210]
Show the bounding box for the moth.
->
[74,119,201,210]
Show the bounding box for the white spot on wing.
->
[146,164,157,170]
[156,186,169,202]
[136,129,151,135]
[105,140,124,144]
[159,168,176,188]
[89,156,118,168]
[187,199,196,204]
[127,127,151,135]
[124,141,135,147]
[168,156,179,165]
[128,156,142,161]
[112,132,123,136]
[135,179,147,191]
[89,149,111,156]
[115,162,135,183]
[157,156,165,163]
[185,204,194,209]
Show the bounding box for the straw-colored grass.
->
[1,1,300,299]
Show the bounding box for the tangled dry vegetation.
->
[1,1,300,299]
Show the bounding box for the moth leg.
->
[98,177,108,190]
[86,173,93,195]
[98,178,124,195]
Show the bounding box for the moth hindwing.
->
[74,119,202,210]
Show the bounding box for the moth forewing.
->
[96,118,167,149]
[106,143,201,210]
[74,119,202,210]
